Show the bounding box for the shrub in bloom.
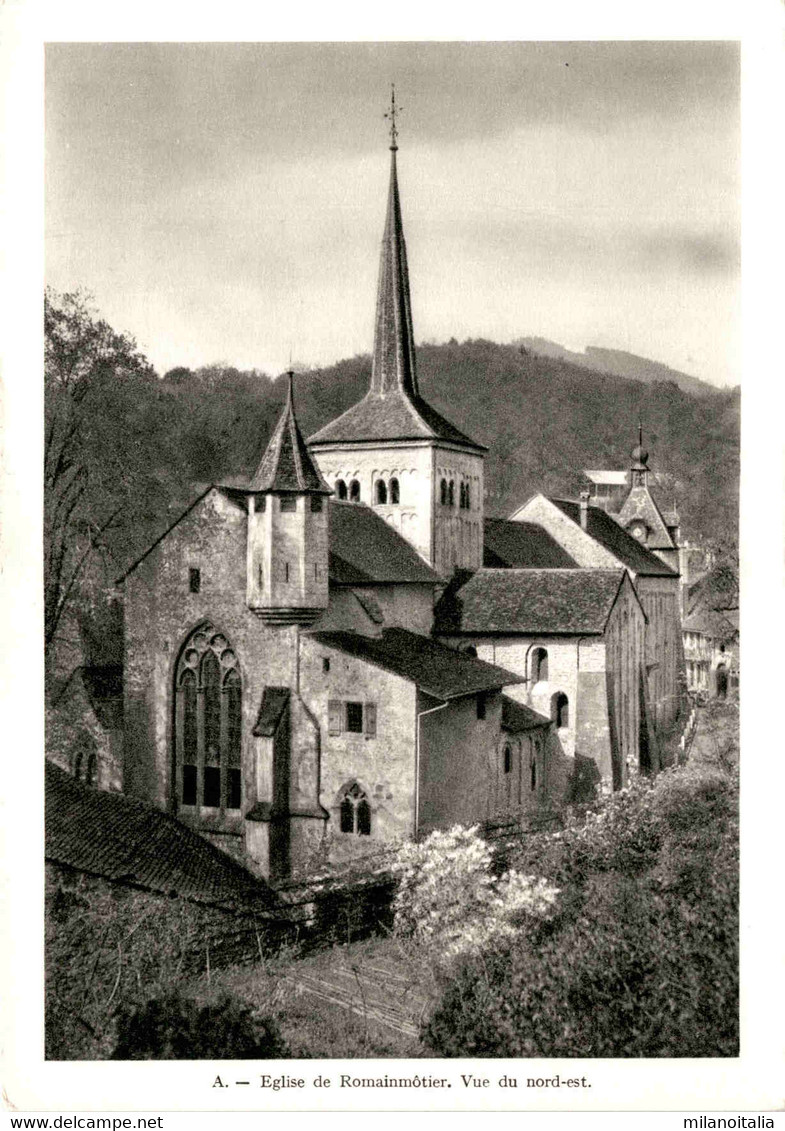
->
[391,825,558,965]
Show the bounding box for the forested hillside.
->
[44,291,739,666]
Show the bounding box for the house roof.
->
[617,482,676,551]
[501,695,551,733]
[309,627,522,700]
[483,518,578,569]
[328,500,439,585]
[583,470,628,486]
[249,372,331,494]
[307,146,484,453]
[433,568,629,636]
[547,498,678,577]
[45,761,275,911]
[252,687,290,737]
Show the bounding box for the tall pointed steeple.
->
[370,91,418,398]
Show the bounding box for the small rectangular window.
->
[322,657,330,673]
[310,496,323,512]
[328,700,342,735]
[280,497,297,512]
[189,568,201,593]
[257,495,267,512]
[477,692,487,720]
[346,701,364,733]
[227,768,241,810]
[182,765,197,806]
[203,766,221,808]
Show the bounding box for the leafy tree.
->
[44,289,158,666]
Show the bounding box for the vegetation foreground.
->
[46,703,738,1059]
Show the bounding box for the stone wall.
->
[417,690,502,834]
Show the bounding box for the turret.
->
[246,371,332,623]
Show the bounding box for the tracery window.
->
[335,479,347,500]
[175,624,242,815]
[338,782,372,836]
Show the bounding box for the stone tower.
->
[308,101,486,577]
[617,427,680,572]
[246,371,332,622]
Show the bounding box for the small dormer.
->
[246,372,332,624]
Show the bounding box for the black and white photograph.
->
[1,8,782,1118]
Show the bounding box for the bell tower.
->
[246,371,332,623]
[308,87,486,577]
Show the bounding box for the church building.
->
[115,103,685,880]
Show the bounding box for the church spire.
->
[250,370,331,494]
[370,86,419,398]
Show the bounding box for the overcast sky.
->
[45,41,740,385]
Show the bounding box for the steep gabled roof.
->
[328,500,439,585]
[45,761,275,911]
[484,518,578,569]
[310,627,522,700]
[501,695,551,733]
[250,371,331,494]
[434,568,628,635]
[617,484,675,550]
[547,498,678,577]
[307,144,484,453]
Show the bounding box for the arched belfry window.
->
[338,781,371,836]
[448,480,455,507]
[390,478,400,504]
[375,479,387,505]
[531,647,549,683]
[175,624,242,815]
[335,479,347,500]
[349,479,361,503]
[440,478,448,506]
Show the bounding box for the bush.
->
[111,988,289,1060]
[423,760,738,1058]
[392,826,558,967]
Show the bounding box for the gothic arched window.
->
[175,624,242,816]
[349,479,361,503]
[551,692,569,729]
[390,478,400,504]
[335,479,347,500]
[531,647,548,683]
[375,479,387,505]
[338,782,371,836]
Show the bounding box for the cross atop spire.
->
[384,84,401,151]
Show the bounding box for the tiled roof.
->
[433,568,627,635]
[617,482,675,550]
[307,389,485,450]
[45,761,275,911]
[250,372,331,494]
[252,687,290,737]
[328,500,439,585]
[501,695,551,732]
[548,498,678,577]
[310,627,522,700]
[484,518,578,569]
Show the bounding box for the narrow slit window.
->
[503,744,512,774]
[349,479,361,503]
[390,478,400,504]
[375,479,388,504]
[189,568,201,593]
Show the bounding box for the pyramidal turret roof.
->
[250,371,332,493]
[308,121,485,452]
